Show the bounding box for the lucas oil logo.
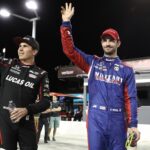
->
[5,75,34,89]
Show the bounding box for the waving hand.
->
[61,3,75,22]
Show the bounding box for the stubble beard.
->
[104,48,117,56]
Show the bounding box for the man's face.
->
[101,36,121,56]
[18,42,37,61]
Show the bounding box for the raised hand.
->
[61,3,75,22]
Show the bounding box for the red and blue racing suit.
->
[60,22,138,150]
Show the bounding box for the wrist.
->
[24,108,28,115]
[62,18,71,22]
[26,106,32,115]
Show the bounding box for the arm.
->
[41,108,51,114]
[26,72,50,114]
[124,68,140,141]
[51,106,61,112]
[60,3,93,73]
[41,106,61,114]
[42,102,62,114]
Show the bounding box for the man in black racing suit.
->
[0,35,50,150]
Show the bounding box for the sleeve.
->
[60,21,94,73]
[124,68,138,127]
[26,72,50,115]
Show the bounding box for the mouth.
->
[105,47,113,50]
[18,53,24,57]
[18,53,24,55]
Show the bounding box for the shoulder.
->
[120,62,135,77]
[121,62,134,72]
[94,55,101,60]
[33,66,48,76]
[93,55,102,63]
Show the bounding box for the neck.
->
[104,54,118,58]
[20,58,35,65]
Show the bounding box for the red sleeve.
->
[60,24,92,73]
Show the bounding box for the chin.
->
[19,57,25,61]
[105,52,114,55]
[19,56,23,59]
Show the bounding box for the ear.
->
[101,39,103,45]
[117,40,121,48]
[33,50,38,56]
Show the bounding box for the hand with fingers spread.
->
[61,3,75,22]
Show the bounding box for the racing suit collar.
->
[19,60,36,67]
[103,55,120,62]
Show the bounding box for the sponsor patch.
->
[5,75,34,88]
[95,72,123,85]
[29,70,39,75]
[41,71,46,75]
[29,74,37,79]
[44,84,49,88]
[11,65,21,72]
[10,69,20,75]
[114,66,119,71]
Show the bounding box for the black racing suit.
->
[0,57,50,150]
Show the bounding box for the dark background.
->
[0,0,150,92]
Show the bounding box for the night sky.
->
[0,0,150,92]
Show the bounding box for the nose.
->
[18,46,23,51]
[105,39,111,45]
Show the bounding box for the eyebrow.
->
[102,38,115,41]
[19,43,29,46]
